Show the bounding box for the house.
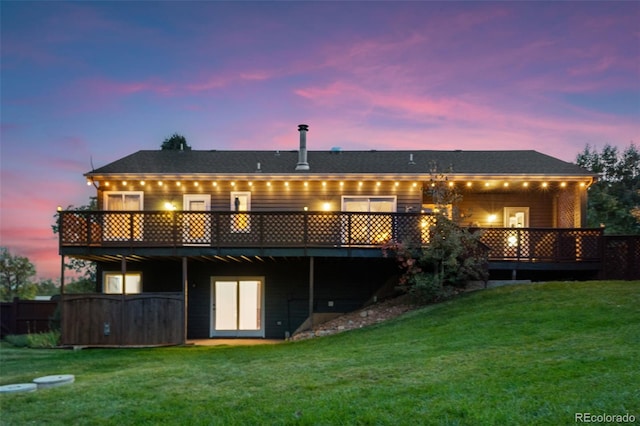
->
[58,124,601,346]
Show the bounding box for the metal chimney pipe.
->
[296,124,310,171]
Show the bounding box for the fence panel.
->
[0,299,58,337]
[61,293,184,346]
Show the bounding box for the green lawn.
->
[1,281,639,425]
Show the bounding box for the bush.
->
[4,331,60,348]
[407,273,454,303]
[4,334,29,347]
[383,215,488,304]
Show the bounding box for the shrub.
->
[4,331,60,348]
[383,215,488,303]
[4,334,29,347]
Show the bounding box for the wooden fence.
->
[61,293,184,346]
[0,298,58,337]
[601,235,640,280]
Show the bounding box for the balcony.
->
[58,210,603,263]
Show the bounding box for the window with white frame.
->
[103,191,144,241]
[103,272,142,294]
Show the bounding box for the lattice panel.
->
[262,214,305,245]
[557,190,576,228]
[217,213,260,246]
[102,213,144,242]
[178,212,213,245]
[138,213,175,245]
[306,213,341,246]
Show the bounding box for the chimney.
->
[295,124,310,171]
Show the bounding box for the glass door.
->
[183,194,211,244]
[341,196,396,244]
[230,192,251,233]
[210,277,264,337]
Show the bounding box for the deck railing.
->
[59,211,603,262]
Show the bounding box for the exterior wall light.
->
[322,202,331,211]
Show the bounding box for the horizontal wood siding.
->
[61,293,183,346]
[455,190,557,227]
[98,180,423,212]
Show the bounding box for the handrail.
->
[59,210,604,262]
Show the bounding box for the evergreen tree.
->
[161,133,191,150]
[576,143,640,234]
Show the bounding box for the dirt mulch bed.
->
[290,295,419,341]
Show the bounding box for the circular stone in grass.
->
[33,375,75,389]
[0,383,38,394]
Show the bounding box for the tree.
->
[52,198,97,288]
[576,143,640,234]
[0,247,37,301]
[161,133,191,151]
[36,279,59,297]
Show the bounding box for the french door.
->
[210,277,264,337]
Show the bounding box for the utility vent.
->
[256,162,262,172]
[295,124,310,171]
[330,146,342,153]
[409,153,416,165]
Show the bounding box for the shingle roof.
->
[87,149,593,177]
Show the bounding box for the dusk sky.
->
[1,1,639,281]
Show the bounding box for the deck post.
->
[120,255,126,346]
[182,257,188,344]
[308,256,314,329]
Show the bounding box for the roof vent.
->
[330,146,342,153]
[256,162,262,173]
[295,124,310,171]
[409,153,415,165]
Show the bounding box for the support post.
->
[60,255,65,344]
[182,257,188,345]
[120,255,126,346]
[308,256,314,329]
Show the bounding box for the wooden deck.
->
[59,210,604,264]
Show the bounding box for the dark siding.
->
[98,180,423,212]
[454,189,558,228]
[191,257,397,339]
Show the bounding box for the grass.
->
[1,281,638,425]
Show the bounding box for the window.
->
[230,192,251,233]
[103,272,142,294]
[103,191,143,241]
[341,196,396,244]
